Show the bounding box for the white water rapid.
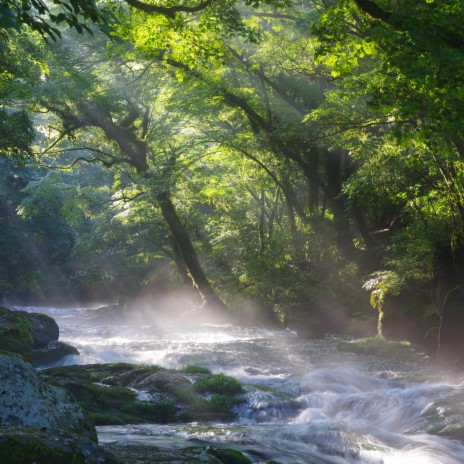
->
[16,304,464,463]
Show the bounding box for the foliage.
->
[0,0,107,40]
[313,0,464,143]
[1,0,464,355]
[362,271,405,338]
[0,109,35,159]
[193,373,243,395]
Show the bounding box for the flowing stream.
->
[16,304,464,463]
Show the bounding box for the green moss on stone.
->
[0,435,82,464]
[42,364,244,425]
[44,363,164,383]
[206,448,252,464]
[0,428,119,464]
[42,365,179,425]
[194,373,243,396]
[176,373,244,421]
[0,307,33,356]
[105,443,251,463]
[174,374,244,421]
[183,365,212,374]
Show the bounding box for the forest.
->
[1,0,464,360]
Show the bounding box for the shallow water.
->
[16,304,464,463]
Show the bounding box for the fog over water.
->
[16,301,464,463]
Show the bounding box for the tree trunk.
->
[258,189,266,254]
[352,205,377,248]
[324,149,355,254]
[170,236,195,287]
[156,191,229,312]
[285,195,306,266]
[306,148,320,214]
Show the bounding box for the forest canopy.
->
[1,0,464,355]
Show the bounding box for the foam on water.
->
[14,305,464,463]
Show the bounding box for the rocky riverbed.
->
[0,306,251,463]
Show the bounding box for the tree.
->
[313,0,464,149]
[34,33,231,312]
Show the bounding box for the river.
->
[16,304,464,463]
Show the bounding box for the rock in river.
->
[0,352,117,463]
[0,306,79,366]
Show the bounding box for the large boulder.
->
[0,427,119,464]
[0,352,95,440]
[30,341,80,367]
[0,307,79,366]
[103,443,252,464]
[43,363,244,425]
[0,352,120,462]
[0,307,33,355]
[23,311,59,348]
[104,368,193,391]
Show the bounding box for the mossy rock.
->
[0,353,96,440]
[43,362,150,383]
[25,312,59,348]
[0,307,33,356]
[420,391,464,440]
[104,443,251,464]
[42,364,244,425]
[0,307,78,366]
[30,341,79,367]
[42,365,180,426]
[206,447,252,464]
[194,373,243,396]
[0,427,119,464]
[183,365,212,374]
[337,337,416,359]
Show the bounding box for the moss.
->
[42,366,180,425]
[106,443,251,463]
[44,363,164,383]
[56,382,179,425]
[206,448,252,464]
[120,399,178,424]
[89,412,128,426]
[337,337,416,359]
[183,365,212,374]
[0,429,119,464]
[174,385,243,421]
[65,382,136,408]
[0,435,83,464]
[175,373,244,421]
[193,373,243,396]
[42,364,243,425]
[0,307,34,356]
